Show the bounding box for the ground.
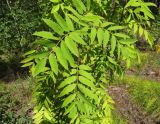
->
[0,51,160,123]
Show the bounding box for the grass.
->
[0,77,34,124]
[112,111,128,124]
[117,75,160,122]
[132,51,160,75]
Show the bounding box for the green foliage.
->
[22,0,155,123]
[119,76,160,122]
[0,78,34,124]
[0,0,42,55]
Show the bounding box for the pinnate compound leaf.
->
[59,84,76,97]
[55,47,68,70]
[49,53,58,75]
[62,94,76,107]
[58,76,77,89]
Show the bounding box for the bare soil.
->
[108,85,155,124]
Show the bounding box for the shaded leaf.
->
[49,53,58,75]
[62,94,76,107]
[59,84,76,97]
[55,47,68,70]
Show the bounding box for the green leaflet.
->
[141,5,155,19]
[59,84,76,97]
[77,101,87,114]
[108,26,125,31]
[133,23,138,34]
[78,84,98,101]
[72,0,86,14]
[64,6,82,19]
[49,53,58,75]
[65,36,78,57]
[97,28,104,45]
[144,2,156,7]
[139,26,143,37]
[119,38,137,45]
[79,65,92,71]
[54,13,69,32]
[75,117,80,124]
[29,52,49,59]
[114,33,130,39]
[43,19,64,35]
[66,15,74,31]
[64,102,76,115]
[50,72,56,82]
[79,76,95,89]
[79,70,95,82]
[23,50,36,56]
[67,14,87,27]
[61,42,75,67]
[62,94,76,107]
[32,58,47,77]
[90,28,97,44]
[55,47,68,70]
[107,56,117,65]
[70,32,86,45]
[58,76,77,89]
[86,0,91,10]
[101,22,114,27]
[21,57,33,63]
[81,13,102,22]
[51,4,60,13]
[21,62,33,67]
[33,31,59,40]
[103,30,110,48]
[110,35,116,54]
[50,0,60,3]
[35,39,55,48]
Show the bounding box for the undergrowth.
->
[0,77,34,124]
[118,76,160,122]
[133,52,160,75]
